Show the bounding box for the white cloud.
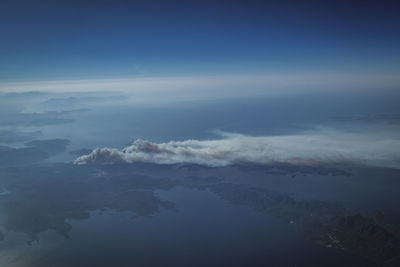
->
[74,129,400,169]
[1,74,399,105]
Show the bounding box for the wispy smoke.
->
[74,130,400,169]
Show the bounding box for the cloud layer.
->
[74,130,400,169]
[1,74,399,105]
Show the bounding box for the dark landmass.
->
[0,164,176,242]
[208,183,400,266]
[237,163,352,176]
[92,162,352,179]
[0,158,398,265]
[301,214,400,266]
[210,183,346,218]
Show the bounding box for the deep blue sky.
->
[1,0,400,81]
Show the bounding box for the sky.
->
[1,0,400,81]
